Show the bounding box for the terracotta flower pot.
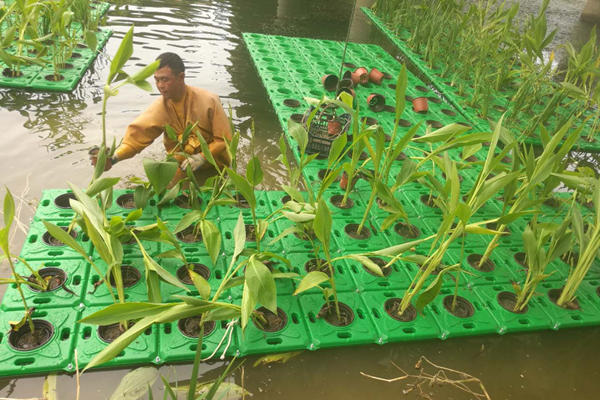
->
[351,67,369,86]
[328,119,342,135]
[321,74,339,92]
[367,93,385,112]
[412,97,429,113]
[368,68,385,85]
[342,70,352,81]
[336,86,355,99]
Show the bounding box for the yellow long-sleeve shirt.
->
[115,85,232,168]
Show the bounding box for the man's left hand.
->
[181,153,206,171]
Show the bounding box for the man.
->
[93,52,232,185]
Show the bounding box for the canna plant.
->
[557,183,600,307]
[512,216,572,311]
[93,25,160,182]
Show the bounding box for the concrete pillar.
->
[581,0,600,23]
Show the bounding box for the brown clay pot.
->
[412,97,428,113]
[367,93,385,112]
[328,120,342,135]
[368,68,385,85]
[351,67,369,86]
[339,77,353,89]
[321,74,339,92]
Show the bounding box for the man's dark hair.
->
[156,52,185,74]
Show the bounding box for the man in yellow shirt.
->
[92,52,232,185]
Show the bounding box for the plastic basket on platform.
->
[302,104,351,157]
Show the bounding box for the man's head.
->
[155,52,186,101]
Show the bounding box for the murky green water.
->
[1,0,600,398]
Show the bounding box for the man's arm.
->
[113,99,167,163]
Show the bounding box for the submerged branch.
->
[360,356,491,400]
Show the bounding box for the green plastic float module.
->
[0,308,79,377]
[76,305,159,370]
[472,283,554,334]
[19,219,92,261]
[1,28,113,92]
[0,258,89,311]
[158,316,237,363]
[298,291,378,350]
[534,281,600,329]
[331,217,390,253]
[235,295,311,356]
[361,290,441,343]
[495,245,570,283]
[106,189,159,220]
[33,189,78,221]
[428,287,500,339]
[83,257,152,306]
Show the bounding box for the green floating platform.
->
[361,7,600,152]
[3,31,600,376]
[0,0,112,92]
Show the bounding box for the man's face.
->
[154,66,184,100]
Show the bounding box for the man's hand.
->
[89,146,116,172]
[181,153,206,171]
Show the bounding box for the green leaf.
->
[349,255,384,277]
[227,168,256,211]
[173,210,203,234]
[288,120,308,154]
[42,221,89,259]
[143,159,178,195]
[109,367,159,400]
[253,351,303,367]
[246,156,263,186]
[200,219,221,265]
[328,132,347,167]
[189,269,211,300]
[79,302,174,325]
[84,315,155,371]
[86,177,120,198]
[133,186,149,209]
[240,280,256,331]
[108,25,134,83]
[42,374,57,400]
[233,212,246,259]
[246,257,277,313]
[84,30,98,53]
[293,271,329,295]
[313,198,331,251]
[129,60,160,84]
[415,267,458,312]
[3,187,15,230]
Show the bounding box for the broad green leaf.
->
[349,255,383,277]
[293,271,329,295]
[415,266,459,312]
[85,30,98,53]
[246,156,263,186]
[128,60,160,84]
[143,159,178,195]
[108,25,134,83]
[313,198,331,251]
[173,210,203,234]
[227,168,256,210]
[288,120,308,154]
[233,212,246,259]
[3,188,14,230]
[281,210,314,223]
[189,269,211,299]
[79,302,174,325]
[109,367,158,400]
[86,177,120,198]
[42,374,57,400]
[200,219,221,265]
[134,186,149,209]
[246,257,277,313]
[42,220,88,259]
[241,280,256,331]
[328,132,347,167]
[84,315,155,371]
